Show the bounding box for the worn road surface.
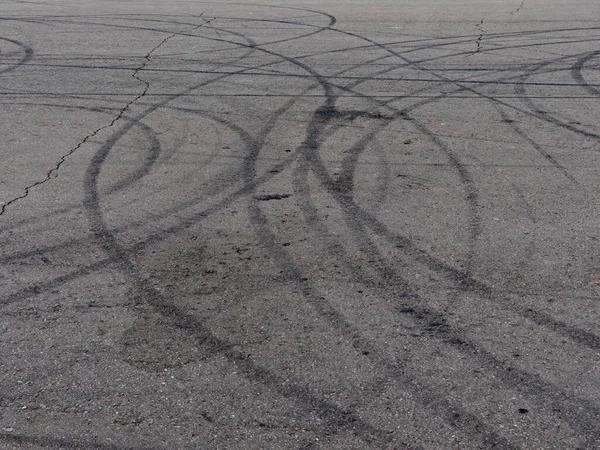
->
[1,1,600,448]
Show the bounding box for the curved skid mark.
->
[6,15,598,357]
[241,102,520,450]
[0,48,568,236]
[0,52,408,284]
[296,143,600,440]
[296,122,600,441]
[75,12,414,447]
[70,12,518,445]
[0,36,33,75]
[328,25,600,145]
[5,9,600,445]
[250,23,600,437]
[82,90,409,450]
[572,50,600,96]
[231,16,537,444]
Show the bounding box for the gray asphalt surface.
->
[1,0,600,448]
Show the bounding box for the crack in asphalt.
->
[510,0,527,15]
[475,19,486,53]
[0,16,210,217]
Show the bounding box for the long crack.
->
[0,16,209,217]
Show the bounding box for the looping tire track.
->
[3,5,600,448]
[73,9,518,448]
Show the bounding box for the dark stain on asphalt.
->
[254,193,292,201]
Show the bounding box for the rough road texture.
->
[1,1,600,448]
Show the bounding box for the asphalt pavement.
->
[1,0,600,448]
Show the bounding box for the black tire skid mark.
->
[0,88,305,303]
[11,10,415,448]
[141,66,430,450]
[332,182,600,354]
[229,17,529,448]
[303,76,600,358]
[0,19,266,272]
[15,62,600,92]
[514,54,600,136]
[0,19,206,217]
[3,18,593,352]
[0,103,221,236]
[64,1,600,404]
[156,21,568,445]
[71,9,519,448]
[0,55,416,322]
[99,117,162,196]
[225,45,436,221]
[293,98,600,443]
[508,52,600,179]
[0,5,340,241]
[0,14,584,442]
[201,13,600,56]
[308,119,420,287]
[272,26,551,290]
[323,28,600,128]
[0,125,301,311]
[209,15,600,73]
[212,25,599,299]
[0,45,265,234]
[300,30,600,354]
[0,36,33,75]
[24,7,336,51]
[515,74,600,138]
[20,9,600,77]
[0,16,52,27]
[297,175,600,442]
[0,46,456,302]
[378,52,594,188]
[331,24,600,144]
[82,110,414,450]
[339,131,392,217]
[7,10,596,446]
[22,10,600,38]
[0,13,273,233]
[490,101,578,183]
[571,50,600,97]
[1,59,580,450]
[243,123,519,450]
[0,22,372,298]
[1,12,502,65]
[311,62,483,279]
[18,15,600,98]
[0,107,295,270]
[274,26,600,440]
[292,131,388,289]
[299,124,600,444]
[0,6,336,224]
[4,110,368,448]
[0,12,398,261]
[116,9,336,51]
